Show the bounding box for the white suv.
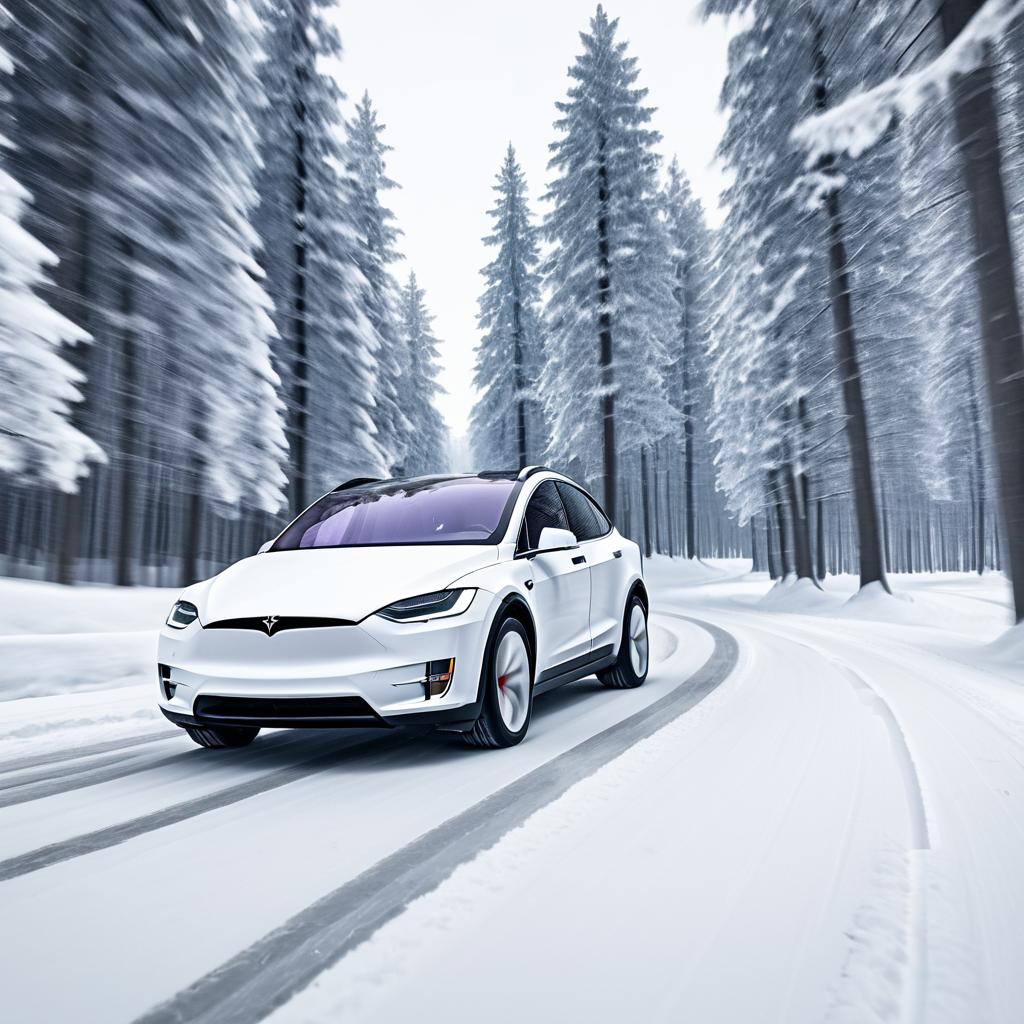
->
[158,467,648,749]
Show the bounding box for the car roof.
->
[331,467,561,492]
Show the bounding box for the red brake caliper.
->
[498,674,508,690]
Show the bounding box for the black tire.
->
[184,724,260,749]
[464,616,534,749]
[598,593,649,690]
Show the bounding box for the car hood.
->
[192,546,499,624]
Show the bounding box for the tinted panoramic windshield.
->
[271,477,518,549]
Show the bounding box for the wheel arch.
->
[628,577,649,614]
[494,592,538,681]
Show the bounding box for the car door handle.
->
[612,550,622,559]
[572,555,586,565]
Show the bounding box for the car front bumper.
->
[156,590,495,731]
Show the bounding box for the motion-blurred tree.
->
[0,13,103,494]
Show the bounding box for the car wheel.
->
[599,594,649,689]
[183,724,260,749]
[464,616,533,749]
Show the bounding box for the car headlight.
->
[166,600,200,629]
[375,589,475,622]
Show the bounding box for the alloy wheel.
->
[495,629,531,732]
[628,603,649,678]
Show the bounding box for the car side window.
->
[556,482,610,541]
[589,495,612,534]
[522,480,569,550]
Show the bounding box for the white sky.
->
[329,1,734,442]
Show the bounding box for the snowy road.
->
[1,564,1023,1023]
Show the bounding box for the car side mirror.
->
[257,540,273,554]
[536,527,578,553]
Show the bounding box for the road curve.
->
[134,615,738,1024]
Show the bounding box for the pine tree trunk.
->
[511,254,528,468]
[683,420,696,561]
[783,458,817,583]
[182,488,202,586]
[289,2,310,514]
[751,516,767,572]
[963,359,987,575]
[55,9,96,586]
[681,332,696,559]
[640,446,653,558]
[941,1,1024,617]
[811,17,889,593]
[925,509,934,573]
[882,486,892,573]
[766,508,780,580]
[115,237,137,587]
[652,446,662,553]
[837,508,845,574]
[770,470,793,577]
[596,130,617,522]
[816,497,826,581]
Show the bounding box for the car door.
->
[521,480,592,673]
[555,482,626,655]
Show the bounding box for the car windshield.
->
[271,476,518,549]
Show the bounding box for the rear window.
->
[272,477,517,549]
[555,482,609,541]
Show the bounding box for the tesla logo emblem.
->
[262,615,280,635]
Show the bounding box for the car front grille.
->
[203,616,355,635]
[192,694,386,728]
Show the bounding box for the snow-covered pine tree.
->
[821,2,942,578]
[705,1,832,582]
[397,272,447,476]
[908,103,992,571]
[3,0,288,584]
[0,23,102,492]
[4,0,107,581]
[940,0,1024,615]
[87,0,288,584]
[542,6,677,521]
[660,159,711,559]
[706,0,925,588]
[785,0,1024,601]
[345,92,410,475]
[471,144,547,470]
[255,3,383,510]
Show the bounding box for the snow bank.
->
[649,621,678,663]
[759,575,834,612]
[840,581,925,625]
[0,578,174,700]
[643,554,750,587]
[0,630,158,701]
[0,577,175,636]
[983,621,1024,665]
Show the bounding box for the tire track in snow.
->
[0,729,417,882]
[0,730,173,776]
[830,659,930,1024]
[132,615,738,1024]
[722,613,932,1024]
[0,728,354,809]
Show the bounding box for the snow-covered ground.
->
[1,562,1022,1023]
[0,578,175,701]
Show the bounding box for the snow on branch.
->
[792,0,1024,162]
